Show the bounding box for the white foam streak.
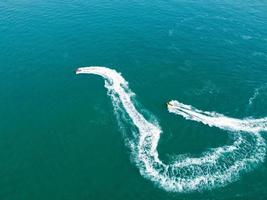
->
[248,84,267,106]
[77,66,266,192]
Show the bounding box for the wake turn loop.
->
[76,66,266,192]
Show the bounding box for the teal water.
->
[1,0,267,199]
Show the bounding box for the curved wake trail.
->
[76,66,266,192]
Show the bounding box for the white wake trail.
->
[168,100,267,133]
[76,66,266,192]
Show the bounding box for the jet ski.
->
[76,68,82,74]
[167,101,173,107]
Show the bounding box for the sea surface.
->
[1,0,267,199]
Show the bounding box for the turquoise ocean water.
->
[1,0,267,199]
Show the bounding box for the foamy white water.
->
[76,66,266,192]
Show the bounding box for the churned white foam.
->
[76,66,266,192]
